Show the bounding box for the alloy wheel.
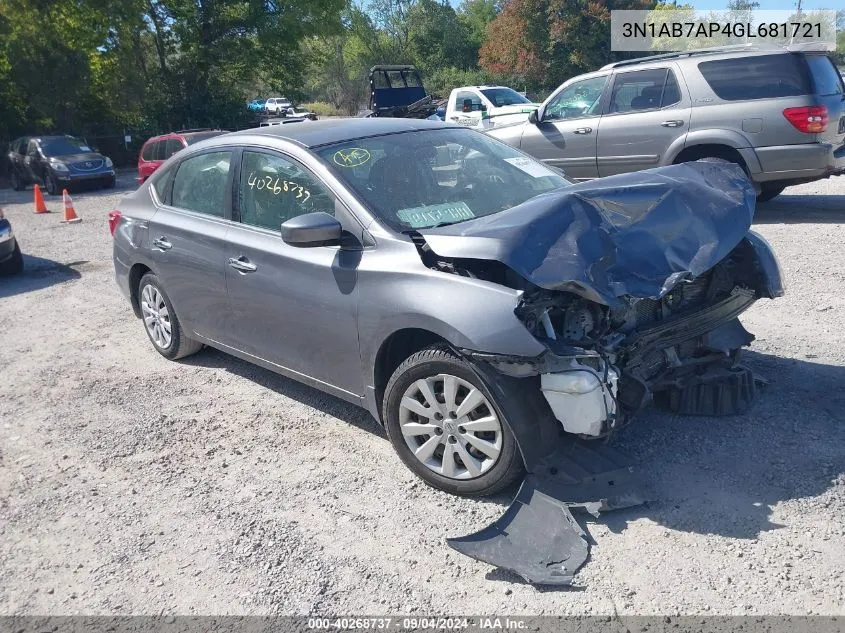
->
[398,373,503,480]
[140,284,172,350]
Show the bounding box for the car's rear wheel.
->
[757,185,785,203]
[383,345,523,496]
[0,242,24,276]
[138,273,203,360]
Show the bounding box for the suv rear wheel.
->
[757,185,786,203]
[382,345,523,496]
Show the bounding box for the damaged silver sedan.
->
[112,119,783,585]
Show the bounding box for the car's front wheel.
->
[45,173,59,196]
[383,345,523,496]
[10,171,24,191]
[138,273,203,360]
[0,242,24,276]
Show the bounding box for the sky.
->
[688,0,835,8]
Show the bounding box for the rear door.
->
[518,74,608,180]
[596,66,690,176]
[224,148,363,397]
[804,54,845,149]
[148,149,235,343]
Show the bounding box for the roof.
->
[600,42,833,71]
[220,117,459,149]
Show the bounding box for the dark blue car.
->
[0,208,23,276]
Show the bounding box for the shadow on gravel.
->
[754,193,845,224]
[183,344,844,573]
[181,347,385,438]
[0,255,83,299]
[602,349,845,541]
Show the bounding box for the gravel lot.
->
[0,173,843,616]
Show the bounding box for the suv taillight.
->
[783,105,828,133]
[108,210,122,236]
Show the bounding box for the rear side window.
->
[141,141,157,161]
[805,55,843,96]
[456,91,483,111]
[698,54,810,101]
[152,163,174,202]
[171,151,232,217]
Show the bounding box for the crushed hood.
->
[419,160,756,306]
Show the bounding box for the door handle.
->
[152,237,172,251]
[573,127,592,134]
[228,256,258,273]
[661,120,684,128]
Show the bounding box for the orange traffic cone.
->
[33,184,49,214]
[61,189,81,224]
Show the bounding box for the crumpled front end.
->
[412,161,784,584]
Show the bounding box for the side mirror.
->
[281,212,342,247]
[462,99,473,113]
[528,109,539,125]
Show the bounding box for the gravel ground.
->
[0,174,843,616]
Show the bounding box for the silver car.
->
[111,120,783,497]
[111,119,784,583]
[488,45,845,202]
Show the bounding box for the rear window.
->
[141,141,157,161]
[805,55,843,96]
[698,54,810,101]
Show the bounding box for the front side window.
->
[544,76,608,120]
[318,128,571,232]
[238,151,334,231]
[171,151,232,217]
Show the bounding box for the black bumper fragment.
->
[447,439,644,585]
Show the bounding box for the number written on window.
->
[246,172,311,203]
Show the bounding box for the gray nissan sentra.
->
[111,118,783,581]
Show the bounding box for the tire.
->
[137,273,203,360]
[104,176,116,189]
[10,171,24,191]
[382,344,524,497]
[45,173,59,196]
[757,185,785,203]
[0,242,24,276]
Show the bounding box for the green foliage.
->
[301,102,344,117]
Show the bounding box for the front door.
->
[596,66,690,177]
[518,75,609,180]
[225,149,362,398]
[148,149,234,342]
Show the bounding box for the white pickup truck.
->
[444,85,539,130]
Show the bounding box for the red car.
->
[137,129,228,183]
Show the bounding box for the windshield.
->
[317,128,570,231]
[39,137,92,157]
[480,87,532,107]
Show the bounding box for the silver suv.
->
[488,45,845,201]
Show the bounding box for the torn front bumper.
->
[448,439,644,585]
